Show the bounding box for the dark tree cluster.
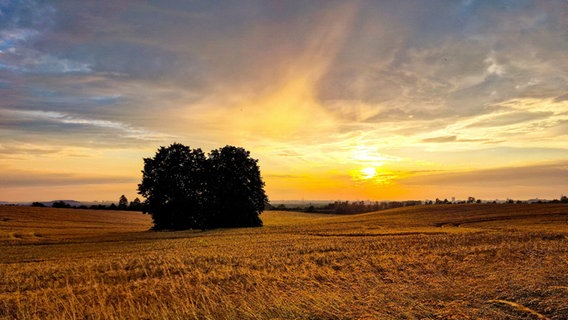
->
[268,200,422,214]
[138,143,268,231]
[321,200,422,214]
[106,195,145,211]
[31,197,146,211]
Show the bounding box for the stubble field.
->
[1,203,567,319]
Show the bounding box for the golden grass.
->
[1,204,567,319]
[0,207,151,242]
[488,300,550,320]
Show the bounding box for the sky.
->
[1,0,567,202]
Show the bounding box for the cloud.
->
[277,150,303,157]
[0,170,137,188]
[0,1,92,74]
[317,0,568,138]
[422,136,457,143]
[465,111,553,128]
[265,174,305,180]
[0,109,175,149]
[401,161,568,188]
[420,135,489,143]
[555,93,568,102]
[4,0,566,143]
[0,144,60,157]
[0,0,567,201]
[0,0,55,30]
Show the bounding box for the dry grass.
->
[1,204,567,319]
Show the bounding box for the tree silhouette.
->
[207,146,267,228]
[138,143,208,230]
[52,201,71,208]
[137,143,267,230]
[129,197,144,211]
[118,195,128,210]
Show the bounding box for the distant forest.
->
[31,195,146,212]
[268,196,568,214]
[22,195,568,215]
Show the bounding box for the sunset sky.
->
[1,0,567,202]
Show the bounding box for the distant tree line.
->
[31,195,147,211]
[268,200,422,214]
[424,195,568,205]
[268,195,568,214]
[535,195,568,204]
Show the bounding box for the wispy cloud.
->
[0,1,92,74]
[422,136,457,143]
[465,111,553,128]
[0,170,137,188]
[1,109,175,143]
[401,161,568,188]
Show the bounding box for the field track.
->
[1,204,567,319]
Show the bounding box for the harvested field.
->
[1,204,567,319]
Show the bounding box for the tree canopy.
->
[138,143,267,230]
[207,146,267,228]
[118,195,128,210]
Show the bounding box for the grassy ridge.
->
[0,206,152,242]
[1,204,567,319]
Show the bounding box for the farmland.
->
[1,204,567,319]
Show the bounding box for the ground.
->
[1,204,567,319]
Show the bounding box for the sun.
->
[350,166,397,185]
[360,167,377,179]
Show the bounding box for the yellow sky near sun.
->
[3,49,566,202]
[173,2,410,199]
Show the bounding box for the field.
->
[1,204,567,319]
